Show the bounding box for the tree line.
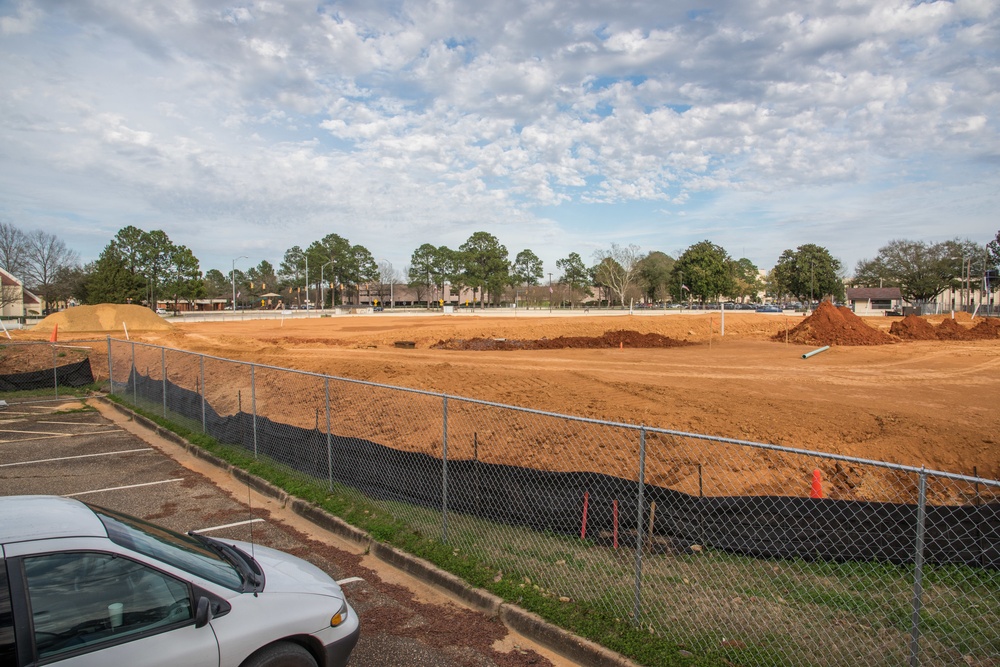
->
[1,219,997,311]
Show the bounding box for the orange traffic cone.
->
[810,469,823,499]
[49,324,58,343]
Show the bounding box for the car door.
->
[12,550,220,667]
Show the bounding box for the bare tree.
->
[0,220,28,280]
[23,229,80,310]
[377,259,400,307]
[592,243,642,306]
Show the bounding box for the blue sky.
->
[1,0,997,279]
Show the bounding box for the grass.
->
[105,393,1000,667]
[0,384,104,401]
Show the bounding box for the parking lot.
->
[0,398,570,667]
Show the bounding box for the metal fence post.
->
[325,377,332,490]
[161,347,166,418]
[908,469,928,667]
[51,344,58,399]
[442,395,449,544]
[200,355,206,434]
[632,427,646,624]
[251,364,258,459]
[131,341,136,405]
[106,335,113,394]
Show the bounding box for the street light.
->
[321,261,333,311]
[231,256,247,311]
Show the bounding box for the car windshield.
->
[92,506,243,591]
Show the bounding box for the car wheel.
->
[241,642,318,667]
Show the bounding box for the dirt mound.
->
[969,317,1000,339]
[34,304,172,333]
[774,302,897,346]
[890,315,938,340]
[935,318,975,341]
[774,301,897,346]
[432,329,692,351]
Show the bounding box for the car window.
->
[24,552,192,660]
[1,560,15,664]
[94,508,242,590]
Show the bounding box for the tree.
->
[592,243,642,306]
[246,260,278,293]
[376,260,400,307]
[83,226,197,309]
[852,239,968,303]
[989,230,1000,297]
[459,232,509,307]
[23,229,80,309]
[203,269,230,299]
[636,251,674,303]
[85,241,143,304]
[163,245,204,310]
[731,258,762,303]
[0,220,28,281]
[671,241,735,303]
[278,246,307,289]
[511,249,544,286]
[0,221,29,311]
[772,244,844,303]
[556,252,591,308]
[407,244,437,307]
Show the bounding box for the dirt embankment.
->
[775,302,898,346]
[891,314,1000,341]
[33,304,171,334]
[432,329,692,350]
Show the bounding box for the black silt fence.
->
[126,368,999,570]
[0,359,95,392]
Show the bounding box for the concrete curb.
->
[499,605,638,667]
[98,397,641,667]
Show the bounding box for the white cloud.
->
[0,0,997,277]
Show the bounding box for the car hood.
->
[227,540,345,599]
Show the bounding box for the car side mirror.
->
[194,596,213,628]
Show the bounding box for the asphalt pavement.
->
[0,397,574,667]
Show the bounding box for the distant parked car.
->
[756,305,782,313]
[155,308,168,315]
[0,495,360,667]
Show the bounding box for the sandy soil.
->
[11,306,1000,500]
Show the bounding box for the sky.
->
[1,0,998,280]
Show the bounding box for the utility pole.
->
[548,272,553,312]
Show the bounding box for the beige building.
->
[0,267,42,318]
[846,287,904,315]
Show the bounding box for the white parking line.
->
[0,428,122,444]
[192,518,266,534]
[0,448,152,467]
[336,577,365,585]
[65,478,185,497]
[37,420,106,425]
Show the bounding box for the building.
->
[846,287,904,315]
[0,267,42,318]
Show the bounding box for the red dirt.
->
[970,317,1000,339]
[774,301,897,346]
[0,344,89,373]
[432,329,692,351]
[935,318,974,341]
[890,314,1000,341]
[889,315,938,340]
[10,309,1000,502]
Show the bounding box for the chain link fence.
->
[6,338,997,666]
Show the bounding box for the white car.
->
[0,496,360,666]
[155,308,168,315]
